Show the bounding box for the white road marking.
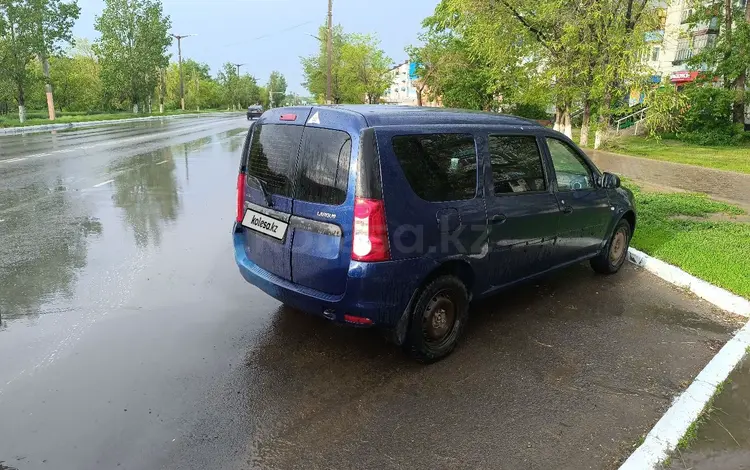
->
[3,157,26,163]
[155,160,168,165]
[92,179,114,188]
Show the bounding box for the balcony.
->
[673,48,694,65]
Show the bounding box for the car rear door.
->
[289,108,365,295]
[482,133,560,286]
[240,107,311,281]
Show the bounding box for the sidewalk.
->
[587,150,750,211]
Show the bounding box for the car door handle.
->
[562,206,574,215]
[491,214,507,225]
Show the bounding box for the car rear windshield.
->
[246,123,351,205]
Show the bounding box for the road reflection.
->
[0,180,102,325]
[111,149,181,248]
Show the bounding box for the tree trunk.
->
[416,88,423,106]
[17,84,25,123]
[563,102,573,139]
[594,93,611,149]
[553,105,562,131]
[580,99,592,147]
[133,103,139,114]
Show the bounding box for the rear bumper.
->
[233,227,433,327]
[247,112,262,119]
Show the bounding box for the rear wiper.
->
[248,175,274,207]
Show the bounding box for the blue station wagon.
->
[233,105,636,362]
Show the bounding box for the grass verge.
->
[627,182,750,298]
[605,135,750,174]
[0,109,234,128]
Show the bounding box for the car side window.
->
[391,133,477,201]
[546,138,594,191]
[489,135,546,194]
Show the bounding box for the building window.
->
[680,8,693,24]
[651,46,660,61]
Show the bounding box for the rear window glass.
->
[296,127,352,205]
[489,135,547,194]
[391,134,477,201]
[247,124,303,197]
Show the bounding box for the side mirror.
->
[601,172,621,189]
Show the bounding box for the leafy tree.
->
[94,0,171,113]
[687,0,750,123]
[267,70,287,107]
[50,39,102,111]
[301,24,346,103]
[339,34,391,104]
[0,0,80,122]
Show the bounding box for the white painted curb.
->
[619,321,750,469]
[627,247,750,318]
[0,111,240,136]
[619,247,750,469]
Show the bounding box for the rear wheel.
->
[403,275,469,363]
[591,219,631,274]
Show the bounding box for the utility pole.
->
[231,64,245,110]
[171,33,196,111]
[326,0,333,104]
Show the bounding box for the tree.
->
[267,70,287,107]
[301,24,392,104]
[50,39,102,111]
[94,0,171,113]
[301,24,346,103]
[0,0,80,122]
[339,34,391,104]
[687,0,750,123]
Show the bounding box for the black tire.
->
[403,275,469,363]
[591,218,632,274]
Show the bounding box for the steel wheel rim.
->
[610,228,627,265]
[423,290,457,345]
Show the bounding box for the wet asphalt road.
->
[0,117,745,470]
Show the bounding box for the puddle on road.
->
[668,354,750,470]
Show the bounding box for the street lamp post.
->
[171,33,196,111]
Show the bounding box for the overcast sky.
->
[72,0,439,94]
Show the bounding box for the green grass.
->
[0,108,233,128]
[627,182,750,298]
[606,136,750,174]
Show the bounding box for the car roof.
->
[326,104,542,128]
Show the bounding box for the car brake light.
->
[236,173,245,223]
[279,114,297,121]
[352,197,390,262]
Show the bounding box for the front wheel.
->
[591,219,632,274]
[403,275,469,363]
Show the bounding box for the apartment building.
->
[381,61,441,107]
[648,0,747,85]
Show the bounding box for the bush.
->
[644,86,687,139]
[680,85,734,136]
[512,103,551,120]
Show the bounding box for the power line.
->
[221,21,314,48]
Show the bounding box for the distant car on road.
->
[247,105,263,120]
[233,105,636,362]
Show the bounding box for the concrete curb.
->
[619,248,750,469]
[0,112,239,136]
[627,247,750,317]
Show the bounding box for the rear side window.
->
[489,135,547,194]
[295,128,352,205]
[248,124,303,196]
[391,133,477,201]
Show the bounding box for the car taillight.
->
[236,173,245,223]
[352,197,390,262]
